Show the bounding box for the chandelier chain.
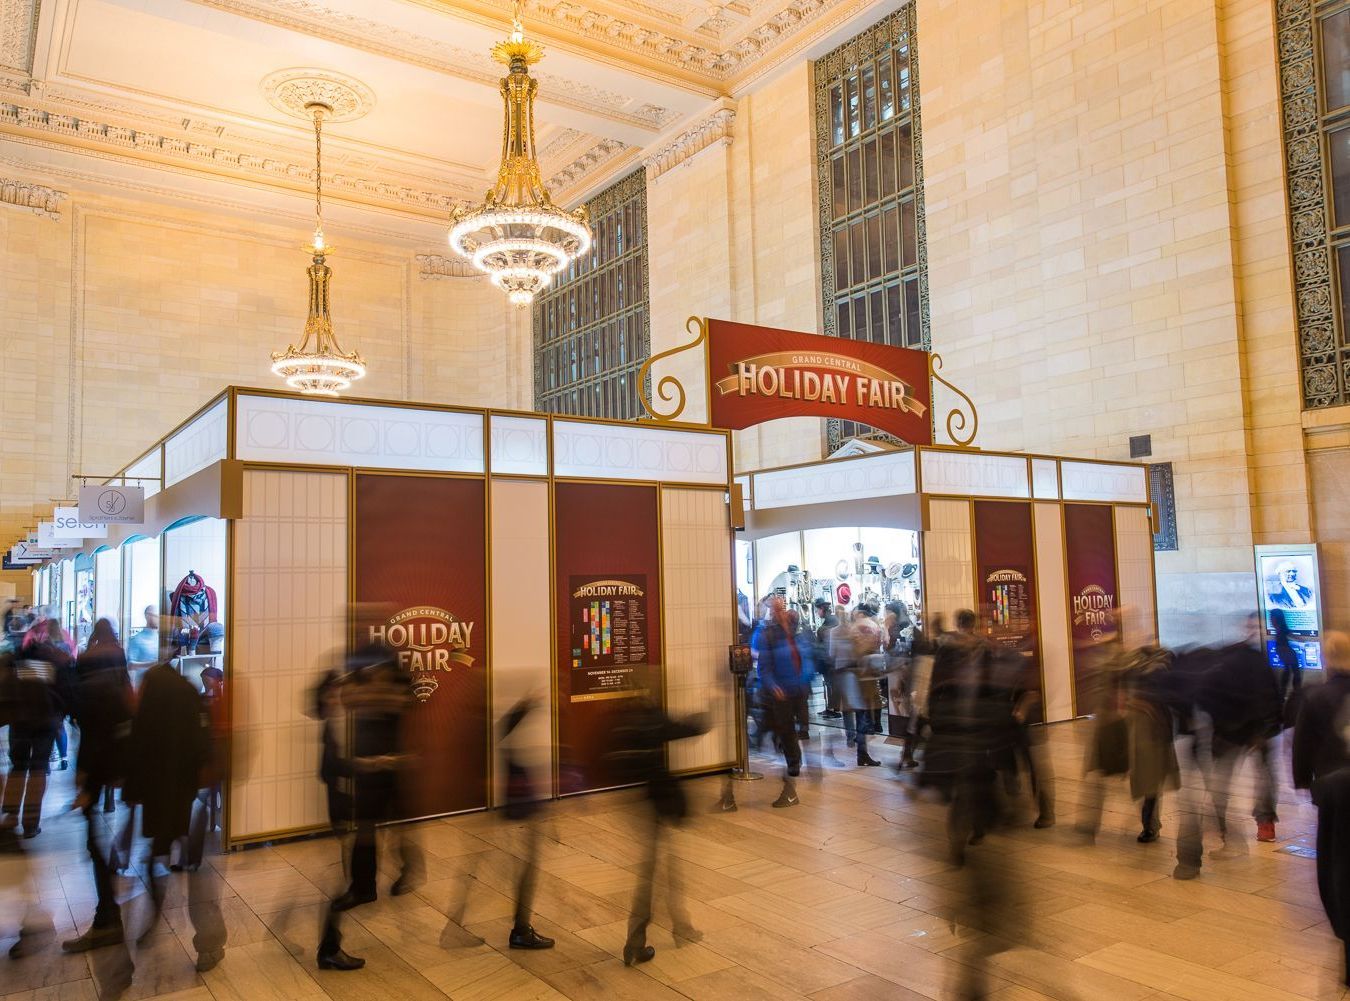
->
[313,108,324,238]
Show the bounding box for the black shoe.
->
[59,758,68,771]
[196,949,224,972]
[771,788,799,808]
[509,926,555,950]
[62,922,125,953]
[390,875,421,897]
[21,826,40,839]
[1137,830,1159,844]
[858,755,881,767]
[1034,815,1056,829]
[623,943,655,966]
[317,948,366,971]
[330,891,376,912]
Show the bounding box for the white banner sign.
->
[78,484,145,525]
[52,506,108,539]
[37,522,82,549]
[9,545,41,565]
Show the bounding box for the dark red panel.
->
[973,500,1042,723]
[1063,503,1119,714]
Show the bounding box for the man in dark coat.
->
[2,620,72,838]
[609,692,708,967]
[122,659,210,938]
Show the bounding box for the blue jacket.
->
[754,620,815,694]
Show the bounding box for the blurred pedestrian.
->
[499,695,553,950]
[1292,631,1350,987]
[62,618,134,954]
[331,641,423,912]
[309,667,364,971]
[123,656,211,939]
[753,596,814,807]
[813,597,841,720]
[609,688,708,966]
[837,605,884,767]
[2,619,72,838]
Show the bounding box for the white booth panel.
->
[490,415,548,477]
[754,532,804,604]
[920,450,1030,498]
[236,394,485,473]
[662,487,736,773]
[1116,505,1158,647]
[1034,502,1074,722]
[1060,461,1147,503]
[230,469,348,842]
[125,449,163,499]
[1032,458,1059,499]
[753,450,916,510]
[490,479,553,805]
[165,398,228,487]
[923,498,973,623]
[552,420,727,485]
[93,549,120,628]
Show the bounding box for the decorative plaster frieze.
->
[642,100,735,179]
[0,100,469,215]
[0,176,65,219]
[546,139,630,192]
[415,254,483,280]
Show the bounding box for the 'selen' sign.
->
[707,319,933,444]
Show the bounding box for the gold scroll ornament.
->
[638,315,979,449]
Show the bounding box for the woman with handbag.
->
[838,605,885,767]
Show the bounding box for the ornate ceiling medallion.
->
[448,2,592,307]
[261,68,376,123]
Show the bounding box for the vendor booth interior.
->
[735,444,1157,728]
[38,387,738,848]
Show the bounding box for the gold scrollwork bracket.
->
[929,353,979,448]
[638,315,708,423]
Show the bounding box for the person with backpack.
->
[1,619,72,839]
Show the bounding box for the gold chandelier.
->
[270,102,367,396]
[449,2,592,307]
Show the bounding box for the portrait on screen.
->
[1260,553,1319,634]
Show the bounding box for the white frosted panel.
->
[552,420,727,485]
[920,449,1029,498]
[94,549,120,628]
[490,415,548,476]
[1034,503,1074,722]
[1060,461,1147,503]
[236,394,485,473]
[1115,505,1157,648]
[753,450,916,510]
[754,532,802,605]
[125,449,163,499]
[121,536,160,651]
[490,480,552,805]
[165,398,228,487]
[163,518,228,630]
[230,470,347,842]
[734,474,751,507]
[662,488,736,772]
[923,499,973,624]
[1032,458,1059,499]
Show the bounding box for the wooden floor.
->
[1,719,1346,1001]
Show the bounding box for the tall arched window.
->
[533,170,650,419]
[814,3,930,450]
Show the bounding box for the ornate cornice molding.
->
[546,138,630,193]
[643,99,735,179]
[415,254,483,279]
[186,0,675,130]
[0,176,65,219]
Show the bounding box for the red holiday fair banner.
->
[706,319,933,445]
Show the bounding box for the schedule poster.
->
[568,574,648,701]
[982,566,1033,649]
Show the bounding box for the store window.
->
[121,535,161,670]
[1279,0,1350,406]
[163,517,227,692]
[532,169,650,420]
[814,3,929,450]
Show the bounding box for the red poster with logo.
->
[1063,503,1119,713]
[973,501,1042,723]
[554,482,661,795]
[706,319,933,444]
[354,474,488,817]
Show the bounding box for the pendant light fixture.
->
[448,1,593,307]
[270,101,367,396]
